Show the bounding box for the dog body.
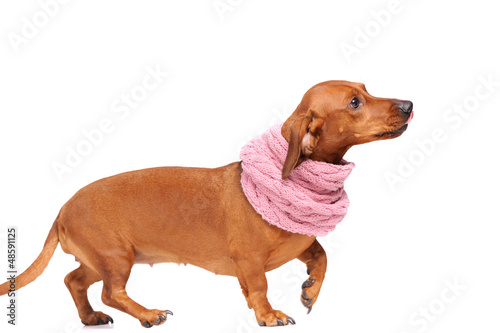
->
[60,163,313,276]
[0,81,413,327]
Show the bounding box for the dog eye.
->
[350,97,360,109]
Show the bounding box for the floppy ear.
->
[282,110,324,179]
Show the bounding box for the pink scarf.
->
[240,123,355,237]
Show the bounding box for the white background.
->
[1,1,499,333]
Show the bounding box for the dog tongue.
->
[405,111,414,124]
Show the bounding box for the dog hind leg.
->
[96,253,173,328]
[64,263,113,325]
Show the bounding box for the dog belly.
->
[133,251,237,276]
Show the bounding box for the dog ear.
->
[282,110,324,179]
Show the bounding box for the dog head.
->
[281,80,413,179]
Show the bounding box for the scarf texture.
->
[240,123,355,237]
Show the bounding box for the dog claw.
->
[141,310,172,328]
[302,289,313,307]
[302,278,315,289]
[307,268,311,275]
[149,311,171,326]
[152,314,167,325]
[301,277,315,310]
[83,313,113,326]
[258,311,292,326]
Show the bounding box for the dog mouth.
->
[375,124,409,138]
[376,110,413,138]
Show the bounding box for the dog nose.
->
[399,100,413,114]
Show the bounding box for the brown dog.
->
[0,80,412,328]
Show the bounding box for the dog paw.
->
[301,277,321,314]
[256,310,295,327]
[140,309,173,328]
[82,311,114,326]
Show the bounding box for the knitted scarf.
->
[240,123,355,237]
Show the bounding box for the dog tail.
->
[0,219,59,296]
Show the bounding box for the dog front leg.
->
[232,256,295,326]
[297,239,327,313]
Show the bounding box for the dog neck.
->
[240,123,355,237]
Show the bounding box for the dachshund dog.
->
[0,81,413,327]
